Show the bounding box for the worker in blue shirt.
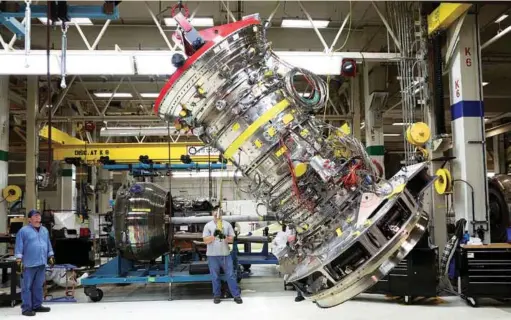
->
[15,210,55,317]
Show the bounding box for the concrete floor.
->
[1,266,510,319]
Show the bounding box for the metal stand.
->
[0,259,20,307]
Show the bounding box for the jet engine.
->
[148,13,434,307]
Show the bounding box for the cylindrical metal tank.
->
[113,182,170,261]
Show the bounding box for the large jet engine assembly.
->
[114,13,436,308]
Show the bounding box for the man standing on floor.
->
[15,210,55,316]
[203,206,243,304]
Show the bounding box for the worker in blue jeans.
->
[202,206,242,304]
[15,210,55,316]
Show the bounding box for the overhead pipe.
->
[173,233,272,243]
[170,214,277,224]
[481,25,511,50]
[102,163,226,171]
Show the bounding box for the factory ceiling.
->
[3,1,511,168]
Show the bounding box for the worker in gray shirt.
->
[202,206,242,304]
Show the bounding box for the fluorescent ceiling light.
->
[39,17,93,26]
[392,122,412,126]
[140,93,160,98]
[383,133,401,137]
[495,14,508,23]
[274,51,340,75]
[100,126,176,137]
[281,18,330,28]
[93,92,133,98]
[135,54,177,76]
[66,54,134,75]
[164,17,214,27]
[482,82,489,87]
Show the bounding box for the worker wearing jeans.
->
[15,210,55,317]
[202,206,242,304]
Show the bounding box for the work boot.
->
[214,297,221,304]
[22,311,36,317]
[234,297,243,304]
[34,306,51,312]
[295,295,305,302]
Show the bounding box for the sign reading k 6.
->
[465,47,472,67]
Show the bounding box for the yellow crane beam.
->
[39,125,218,163]
[51,142,214,162]
[428,3,472,35]
[39,125,86,145]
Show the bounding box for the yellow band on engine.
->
[224,99,290,159]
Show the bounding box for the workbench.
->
[457,243,511,307]
[0,259,21,307]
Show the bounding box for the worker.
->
[202,206,243,304]
[279,225,305,302]
[15,209,55,317]
[272,224,291,256]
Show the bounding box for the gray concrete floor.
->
[1,266,510,319]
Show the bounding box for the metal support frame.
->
[329,11,351,53]
[486,122,511,139]
[0,4,119,39]
[371,1,402,52]
[297,1,329,52]
[427,3,472,36]
[145,1,173,51]
[221,1,237,22]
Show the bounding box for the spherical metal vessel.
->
[113,183,170,261]
[154,13,433,307]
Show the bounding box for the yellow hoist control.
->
[434,168,452,195]
[2,185,22,202]
[406,122,431,146]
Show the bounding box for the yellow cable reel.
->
[2,185,22,202]
[434,168,452,195]
[406,122,431,146]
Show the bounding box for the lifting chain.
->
[60,22,68,88]
[24,0,32,67]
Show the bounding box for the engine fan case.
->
[113,183,170,261]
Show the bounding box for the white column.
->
[427,110,448,252]
[58,164,76,211]
[25,76,39,211]
[448,14,489,241]
[0,76,8,253]
[493,135,506,174]
[351,77,361,140]
[98,168,113,214]
[88,166,97,235]
[363,63,385,176]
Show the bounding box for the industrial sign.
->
[52,143,213,162]
[464,47,472,67]
[187,146,220,156]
